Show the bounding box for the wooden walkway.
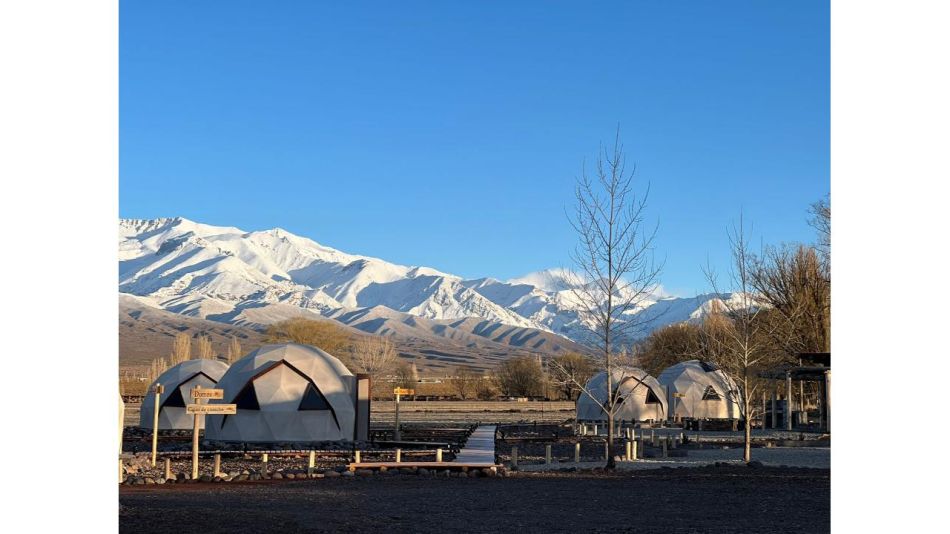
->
[349,425,499,470]
[453,425,497,464]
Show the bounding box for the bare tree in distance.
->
[226,336,243,364]
[751,244,830,355]
[147,356,168,383]
[495,355,545,397]
[548,353,597,401]
[348,336,399,377]
[393,359,417,390]
[702,214,791,463]
[266,317,352,355]
[548,128,662,469]
[195,334,215,360]
[448,366,480,400]
[169,333,191,365]
[809,195,830,262]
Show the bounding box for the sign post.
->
[151,383,164,467]
[186,386,230,480]
[393,388,414,441]
[191,386,202,479]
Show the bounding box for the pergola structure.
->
[758,352,830,433]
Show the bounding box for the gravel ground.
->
[119,465,829,533]
[123,451,455,482]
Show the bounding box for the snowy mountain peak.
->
[508,268,580,293]
[119,218,730,345]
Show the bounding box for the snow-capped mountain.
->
[119,217,734,346]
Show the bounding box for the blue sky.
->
[120,1,829,296]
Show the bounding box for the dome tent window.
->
[299,383,332,411]
[702,386,722,401]
[232,383,261,410]
[645,389,662,404]
[161,385,187,409]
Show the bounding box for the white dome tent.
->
[205,343,361,443]
[576,367,667,423]
[657,360,740,420]
[140,359,230,430]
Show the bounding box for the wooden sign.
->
[191,388,224,399]
[393,388,414,396]
[672,393,687,398]
[186,404,236,415]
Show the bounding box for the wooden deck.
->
[453,425,497,464]
[346,461,498,470]
[349,424,499,470]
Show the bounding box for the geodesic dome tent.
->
[576,367,668,423]
[657,360,740,420]
[204,343,358,443]
[140,359,230,430]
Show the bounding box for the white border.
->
[0,0,118,530]
[833,0,949,531]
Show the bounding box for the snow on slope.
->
[119,218,734,346]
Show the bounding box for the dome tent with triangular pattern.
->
[205,343,359,443]
[576,366,668,423]
[657,360,741,420]
[140,359,231,430]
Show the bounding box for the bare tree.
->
[751,244,830,355]
[169,333,191,365]
[548,353,596,401]
[474,371,498,400]
[393,359,417,390]
[549,129,661,468]
[195,334,215,360]
[226,336,243,364]
[147,356,168,383]
[495,355,544,397]
[637,322,704,377]
[348,336,399,377]
[808,195,830,262]
[703,214,790,463]
[448,366,480,400]
[266,317,352,355]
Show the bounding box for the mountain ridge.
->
[119,217,736,351]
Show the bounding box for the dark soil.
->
[119,465,829,533]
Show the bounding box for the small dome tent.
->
[205,343,357,443]
[657,360,740,420]
[140,359,230,430]
[576,367,667,423]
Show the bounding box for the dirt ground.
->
[119,465,829,533]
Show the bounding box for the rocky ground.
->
[119,465,830,533]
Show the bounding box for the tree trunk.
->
[742,374,752,463]
[606,416,616,469]
[743,410,752,462]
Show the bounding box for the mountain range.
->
[119,217,735,370]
